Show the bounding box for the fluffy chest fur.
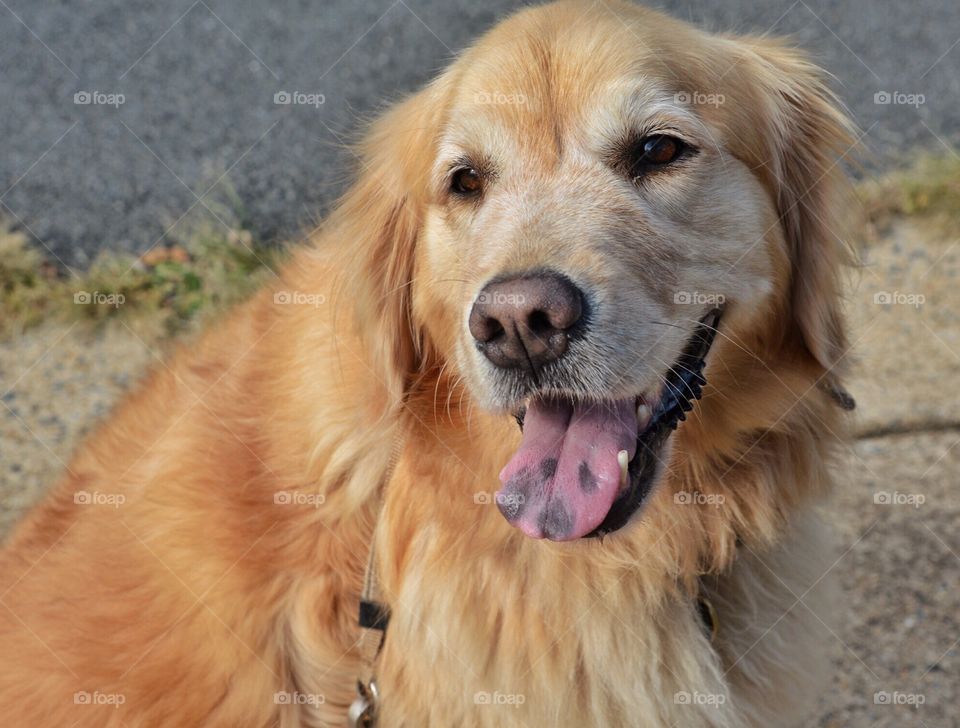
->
[344,430,835,728]
[377,535,723,727]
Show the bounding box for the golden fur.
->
[0,2,854,725]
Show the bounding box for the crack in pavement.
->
[856,421,960,440]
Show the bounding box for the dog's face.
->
[350,1,851,542]
[421,34,777,411]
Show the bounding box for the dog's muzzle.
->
[494,308,723,540]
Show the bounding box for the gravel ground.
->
[1,0,959,267]
[818,430,960,728]
[849,221,960,435]
[1,224,958,726]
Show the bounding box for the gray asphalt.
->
[2,0,959,267]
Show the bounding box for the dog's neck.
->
[364,400,728,727]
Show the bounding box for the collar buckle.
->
[348,679,379,727]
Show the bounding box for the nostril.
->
[527,309,552,335]
[482,317,505,342]
[470,314,504,343]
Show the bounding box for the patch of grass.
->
[0,228,59,332]
[0,226,282,339]
[4,151,957,337]
[858,154,960,242]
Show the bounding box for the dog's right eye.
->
[624,134,692,180]
[450,167,483,196]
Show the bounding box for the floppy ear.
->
[735,39,857,375]
[327,82,449,397]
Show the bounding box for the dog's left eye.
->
[627,135,689,178]
[450,167,483,196]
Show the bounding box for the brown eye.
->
[642,136,681,164]
[628,135,690,178]
[451,167,483,196]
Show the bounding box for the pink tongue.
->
[497,398,637,541]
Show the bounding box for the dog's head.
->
[333,0,853,542]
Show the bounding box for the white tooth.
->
[636,402,651,424]
[618,449,629,489]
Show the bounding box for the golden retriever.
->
[0,1,855,725]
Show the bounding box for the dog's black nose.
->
[469,272,583,370]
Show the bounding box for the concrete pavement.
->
[1,0,958,266]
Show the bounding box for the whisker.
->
[434,360,451,421]
[644,319,687,331]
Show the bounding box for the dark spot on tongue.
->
[538,499,573,540]
[498,466,535,522]
[577,461,598,492]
